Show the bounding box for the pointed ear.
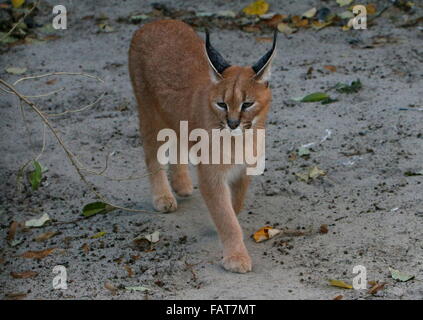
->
[205,29,231,83]
[252,30,277,84]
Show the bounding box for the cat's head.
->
[205,30,277,133]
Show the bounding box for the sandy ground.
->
[0,0,422,300]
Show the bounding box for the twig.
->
[0,0,40,43]
[0,78,152,214]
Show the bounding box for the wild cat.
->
[129,20,276,273]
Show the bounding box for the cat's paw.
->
[153,194,177,213]
[221,252,252,273]
[171,178,193,197]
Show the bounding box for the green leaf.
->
[293,92,330,103]
[335,79,362,93]
[29,160,42,190]
[389,267,415,282]
[91,231,106,239]
[321,97,338,105]
[82,202,116,217]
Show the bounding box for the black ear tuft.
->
[252,29,277,75]
[205,29,231,75]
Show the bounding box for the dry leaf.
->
[243,26,261,33]
[252,226,282,243]
[368,282,385,294]
[81,243,90,254]
[5,67,27,75]
[319,224,329,234]
[10,271,38,279]
[5,292,27,300]
[302,8,317,19]
[21,248,56,259]
[366,4,377,15]
[7,221,19,241]
[104,281,118,295]
[262,14,285,27]
[243,0,269,16]
[277,23,296,35]
[25,213,50,228]
[11,0,25,9]
[333,295,343,300]
[329,279,353,289]
[324,65,337,72]
[124,264,134,278]
[35,231,59,242]
[255,37,273,43]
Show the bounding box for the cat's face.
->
[209,66,271,132]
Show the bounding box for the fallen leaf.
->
[296,166,326,182]
[11,0,25,9]
[25,213,50,228]
[324,65,337,72]
[335,79,362,93]
[91,231,106,239]
[368,282,386,294]
[5,67,27,75]
[7,221,19,241]
[302,8,317,19]
[389,267,414,282]
[312,20,333,30]
[124,264,134,278]
[252,226,282,243]
[144,231,160,243]
[336,0,353,7]
[81,243,90,254]
[242,0,269,16]
[82,202,116,217]
[329,279,353,289]
[45,78,58,85]
[98,23,114,33]
[338,11,355,19]
[216,10,236,18]
[292,92,330,102]
[29,160,42,191]
[21,248,56,259]
[10,271,38,279]
[255,36,273,43]
[277,22,296,35]
[319,224,329,234]
[404,170,423,176]
[366,4,377,15]
[242,26,262,33]
[4,292,27,300]
[104,281,118,295]
[262,14,285,28]
[292,16,309,28]
[125,286,149,292]
[35,231,59,242]
[298,147,310,157]
[333,295,343,300]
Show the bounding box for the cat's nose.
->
[227,119,240,129]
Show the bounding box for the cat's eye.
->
[241,102,254,110]
[216,102,228,110]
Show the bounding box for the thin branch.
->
[0,78,152,214]
[0,0,40,43]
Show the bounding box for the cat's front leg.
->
[197,164,252,273]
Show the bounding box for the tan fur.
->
[129,20,274,273]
